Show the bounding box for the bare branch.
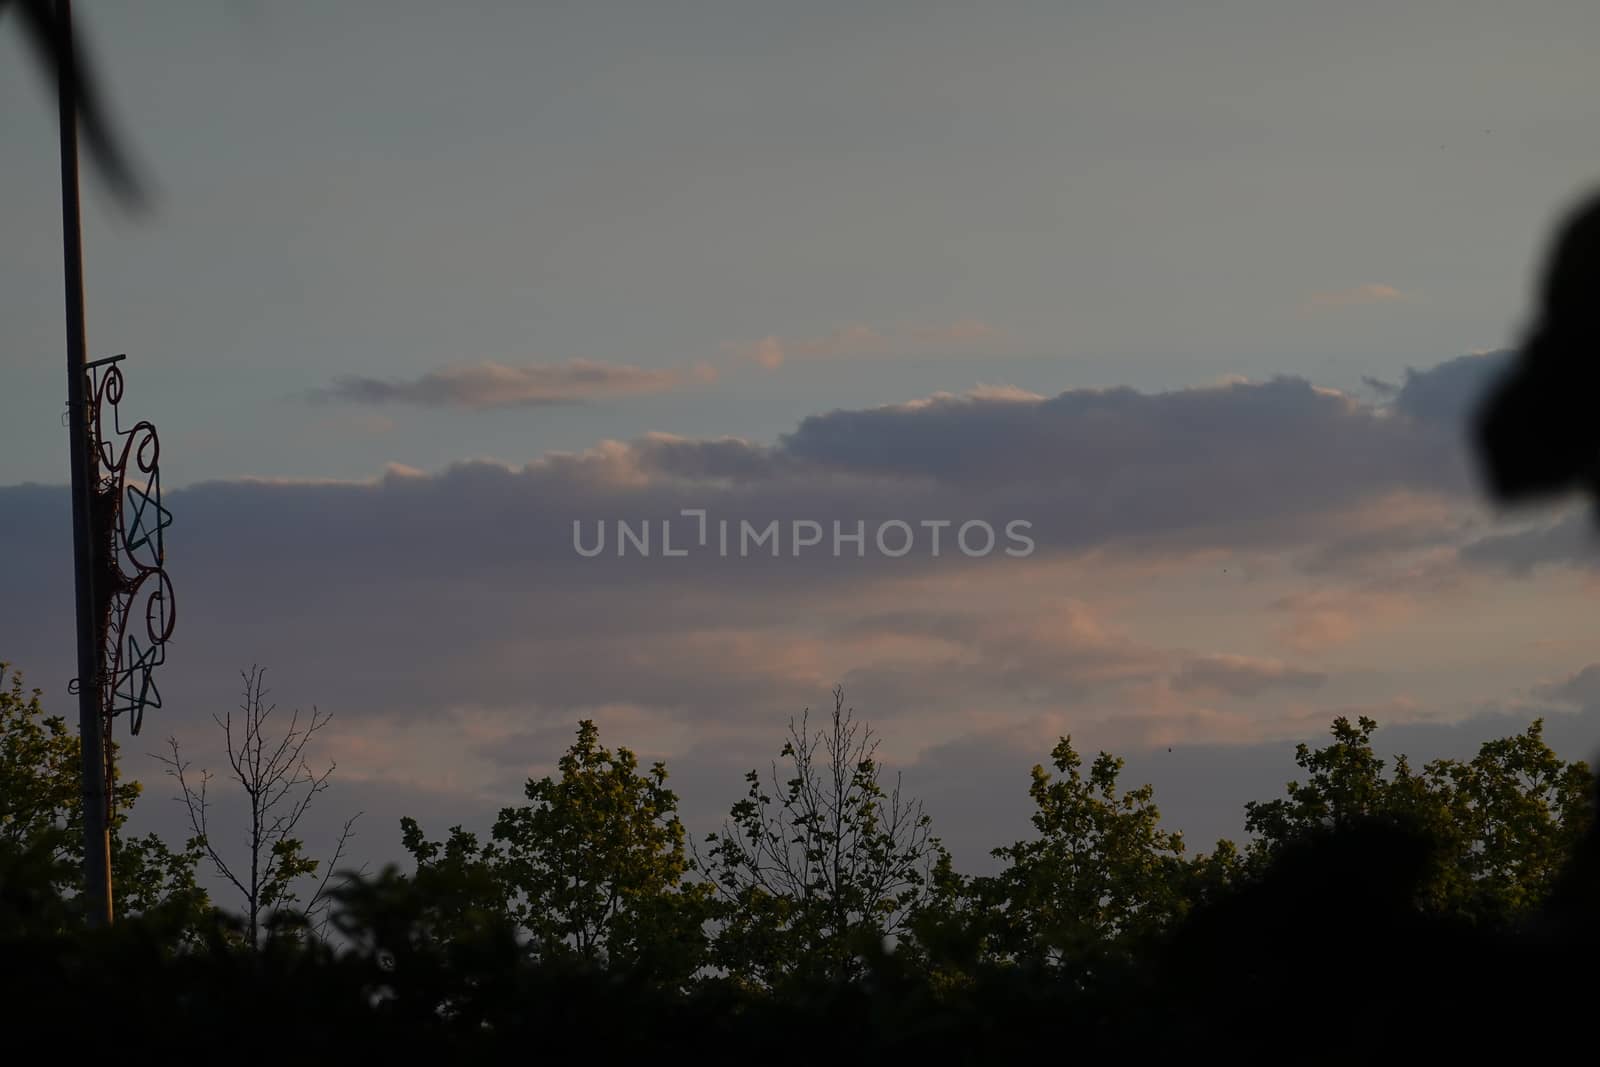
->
[160,666,355,947]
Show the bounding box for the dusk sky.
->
[4,0,1600,874]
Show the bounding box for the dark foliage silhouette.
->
[5,669,1600,1058]
[1455,180,1600,1053]
[1475,188,1600,505]
[697,687,944,990]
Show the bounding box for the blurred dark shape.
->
[1154,819,1442,1048]
[1475,189,1600,504]
[2,0,148,207]
[1150,810,1600,1059]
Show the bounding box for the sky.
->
[3,0,1600,880]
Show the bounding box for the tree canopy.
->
[0,661,205,935]
[4,663,1598,1057]
[402,719,712,983]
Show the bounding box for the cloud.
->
[965,383,1048,402]
[1270,585,1420,652]
[1303,283,1409,310]
[1171,655,1328,698]
[0,358,1493,753]
[1460,510,1600,575]
[1361,376,1401,399]
[1386,350,1514,426]
[777,377,1470,534]
[907,320,1007,346]
[722,320,1005,369]
[1533,664,1600,707]
[313,358,709,410]
[740,337,787,370]
[1294,491,1467,574]
[829,601,1170,716]
[7,351,1580,881]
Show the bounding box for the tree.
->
[0,660,205,933]
[698,687,945,988]
[402,719,711,982]
[972,736,1236,973]
[1434,720,1594,918]
[1244,715,1594,926]
[1244,715,1390,844]
[159,665,359,946]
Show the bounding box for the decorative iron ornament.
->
[78,355,175,755]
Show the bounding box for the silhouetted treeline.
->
[4,666,1600,1058]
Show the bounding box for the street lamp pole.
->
[55,0,114,927]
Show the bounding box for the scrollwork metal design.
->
[84,356,175,755]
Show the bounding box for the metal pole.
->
[56,0,113,927]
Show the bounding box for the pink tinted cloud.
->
[1303,283,1410,311]
[723,319,1005,369]
[1270,585,1418,652]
